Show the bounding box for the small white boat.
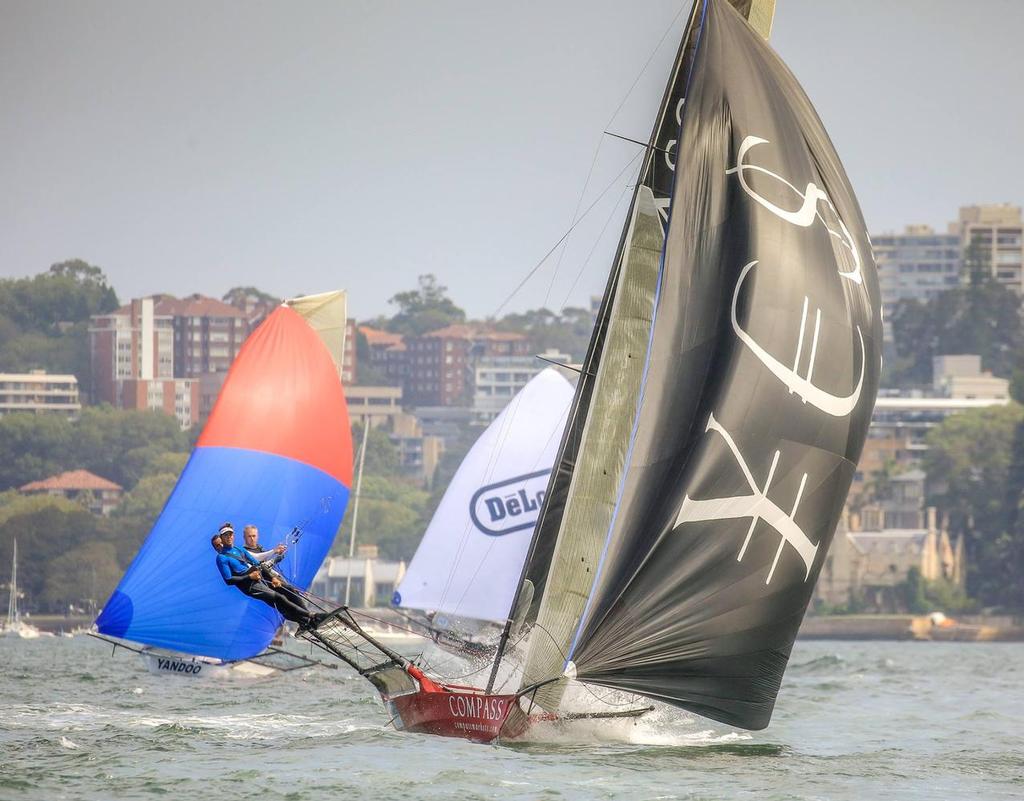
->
[2,539,42,639]
[140,648,278,680]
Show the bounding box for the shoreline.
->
[799,614,1024,642]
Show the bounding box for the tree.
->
[888,272,1022,388]
[351,422,401,477]
[0,502,111,613]
[993,419,1024,610]
[333,475,430,561]
[925,402,1024,606]
[386,275,466,336]
[0,261,118,388]
[43,541,122,612]
[0,413,74,491]
[71,406,190,489]
[222,286,280,309]
[493,305,595,362]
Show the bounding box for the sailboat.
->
[391,367,575,651]
[300,0,880,741]
[90,291,354,679]
[2,539,42,639]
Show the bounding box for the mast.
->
[345,421,370,606]
[486,0,779,698]
[7,538,17,626]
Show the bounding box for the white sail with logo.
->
[393,368,574,624]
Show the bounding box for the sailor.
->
[213,523,323,629]
[241,524,308,614]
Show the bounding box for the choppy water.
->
[1,636,1021,800]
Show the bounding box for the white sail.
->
[394,368,573,624]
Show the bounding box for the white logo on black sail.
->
[674,414,818,584]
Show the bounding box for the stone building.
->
[815,508,965,610]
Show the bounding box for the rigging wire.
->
[490,150,643,319]
[539,1,690,313]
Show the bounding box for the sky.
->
[2,1,1022,319]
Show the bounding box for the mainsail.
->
[510,0,881,730]
[394,368,573,625]
[95,292,354,661]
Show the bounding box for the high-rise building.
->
[471,348,572,424]
[89,297,198,428]
[403,325,530,407]
[0,371,81,419]
[954,204,1024,294]
[872,224,961,308]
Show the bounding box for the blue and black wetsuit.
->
[216,546,311,626]
[243,543,307,611]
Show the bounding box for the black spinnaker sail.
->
[510,0,880,731]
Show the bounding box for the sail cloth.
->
[557,0,881,729]
[96,294,353,661]
[394,368,573,624]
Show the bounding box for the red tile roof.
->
[111,295,247,319]
[20,469,123,493]
[359,326,404,347]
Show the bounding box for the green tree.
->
[333,475,430,561]
[386,275,466,337]
[71,406,190,489]
[222,286,280,309]
[493,305,594,362]
[351,422,401,477]
[0,413,74,490]
[42,541,122,612]
[0,260,118,388]
[888,273,1022,387]
[925,402,1024,605]
[0,502,111,613]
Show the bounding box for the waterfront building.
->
[873,224,962,307]
[0,371,81,419]
[954,204,1024,294]
[310,547,406,607]
[345,385,403,428]
[815,508,964,610]
[471,348,572,424]
[89,298,198,428]
[403,325,529,407]
[19,469,124,516]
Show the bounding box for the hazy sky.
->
[2,1,1022,318]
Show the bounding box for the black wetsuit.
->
[216,546,311,626]
[244,543,308,613]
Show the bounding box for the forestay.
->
[394,368,573,624]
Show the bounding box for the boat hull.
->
[386,689,527,743]
[140,651,278,680]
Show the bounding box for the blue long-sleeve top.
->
[216,546,261,585]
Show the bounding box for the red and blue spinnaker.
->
[96,294,353,660]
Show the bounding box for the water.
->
[1,637,1022,800]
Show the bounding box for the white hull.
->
[140,650,279,680]
[1,621,44,639]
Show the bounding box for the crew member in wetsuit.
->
[214,523,323,629]
[241,524,308,613]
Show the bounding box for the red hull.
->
[388,690,526,742]
[382,667,527,743]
